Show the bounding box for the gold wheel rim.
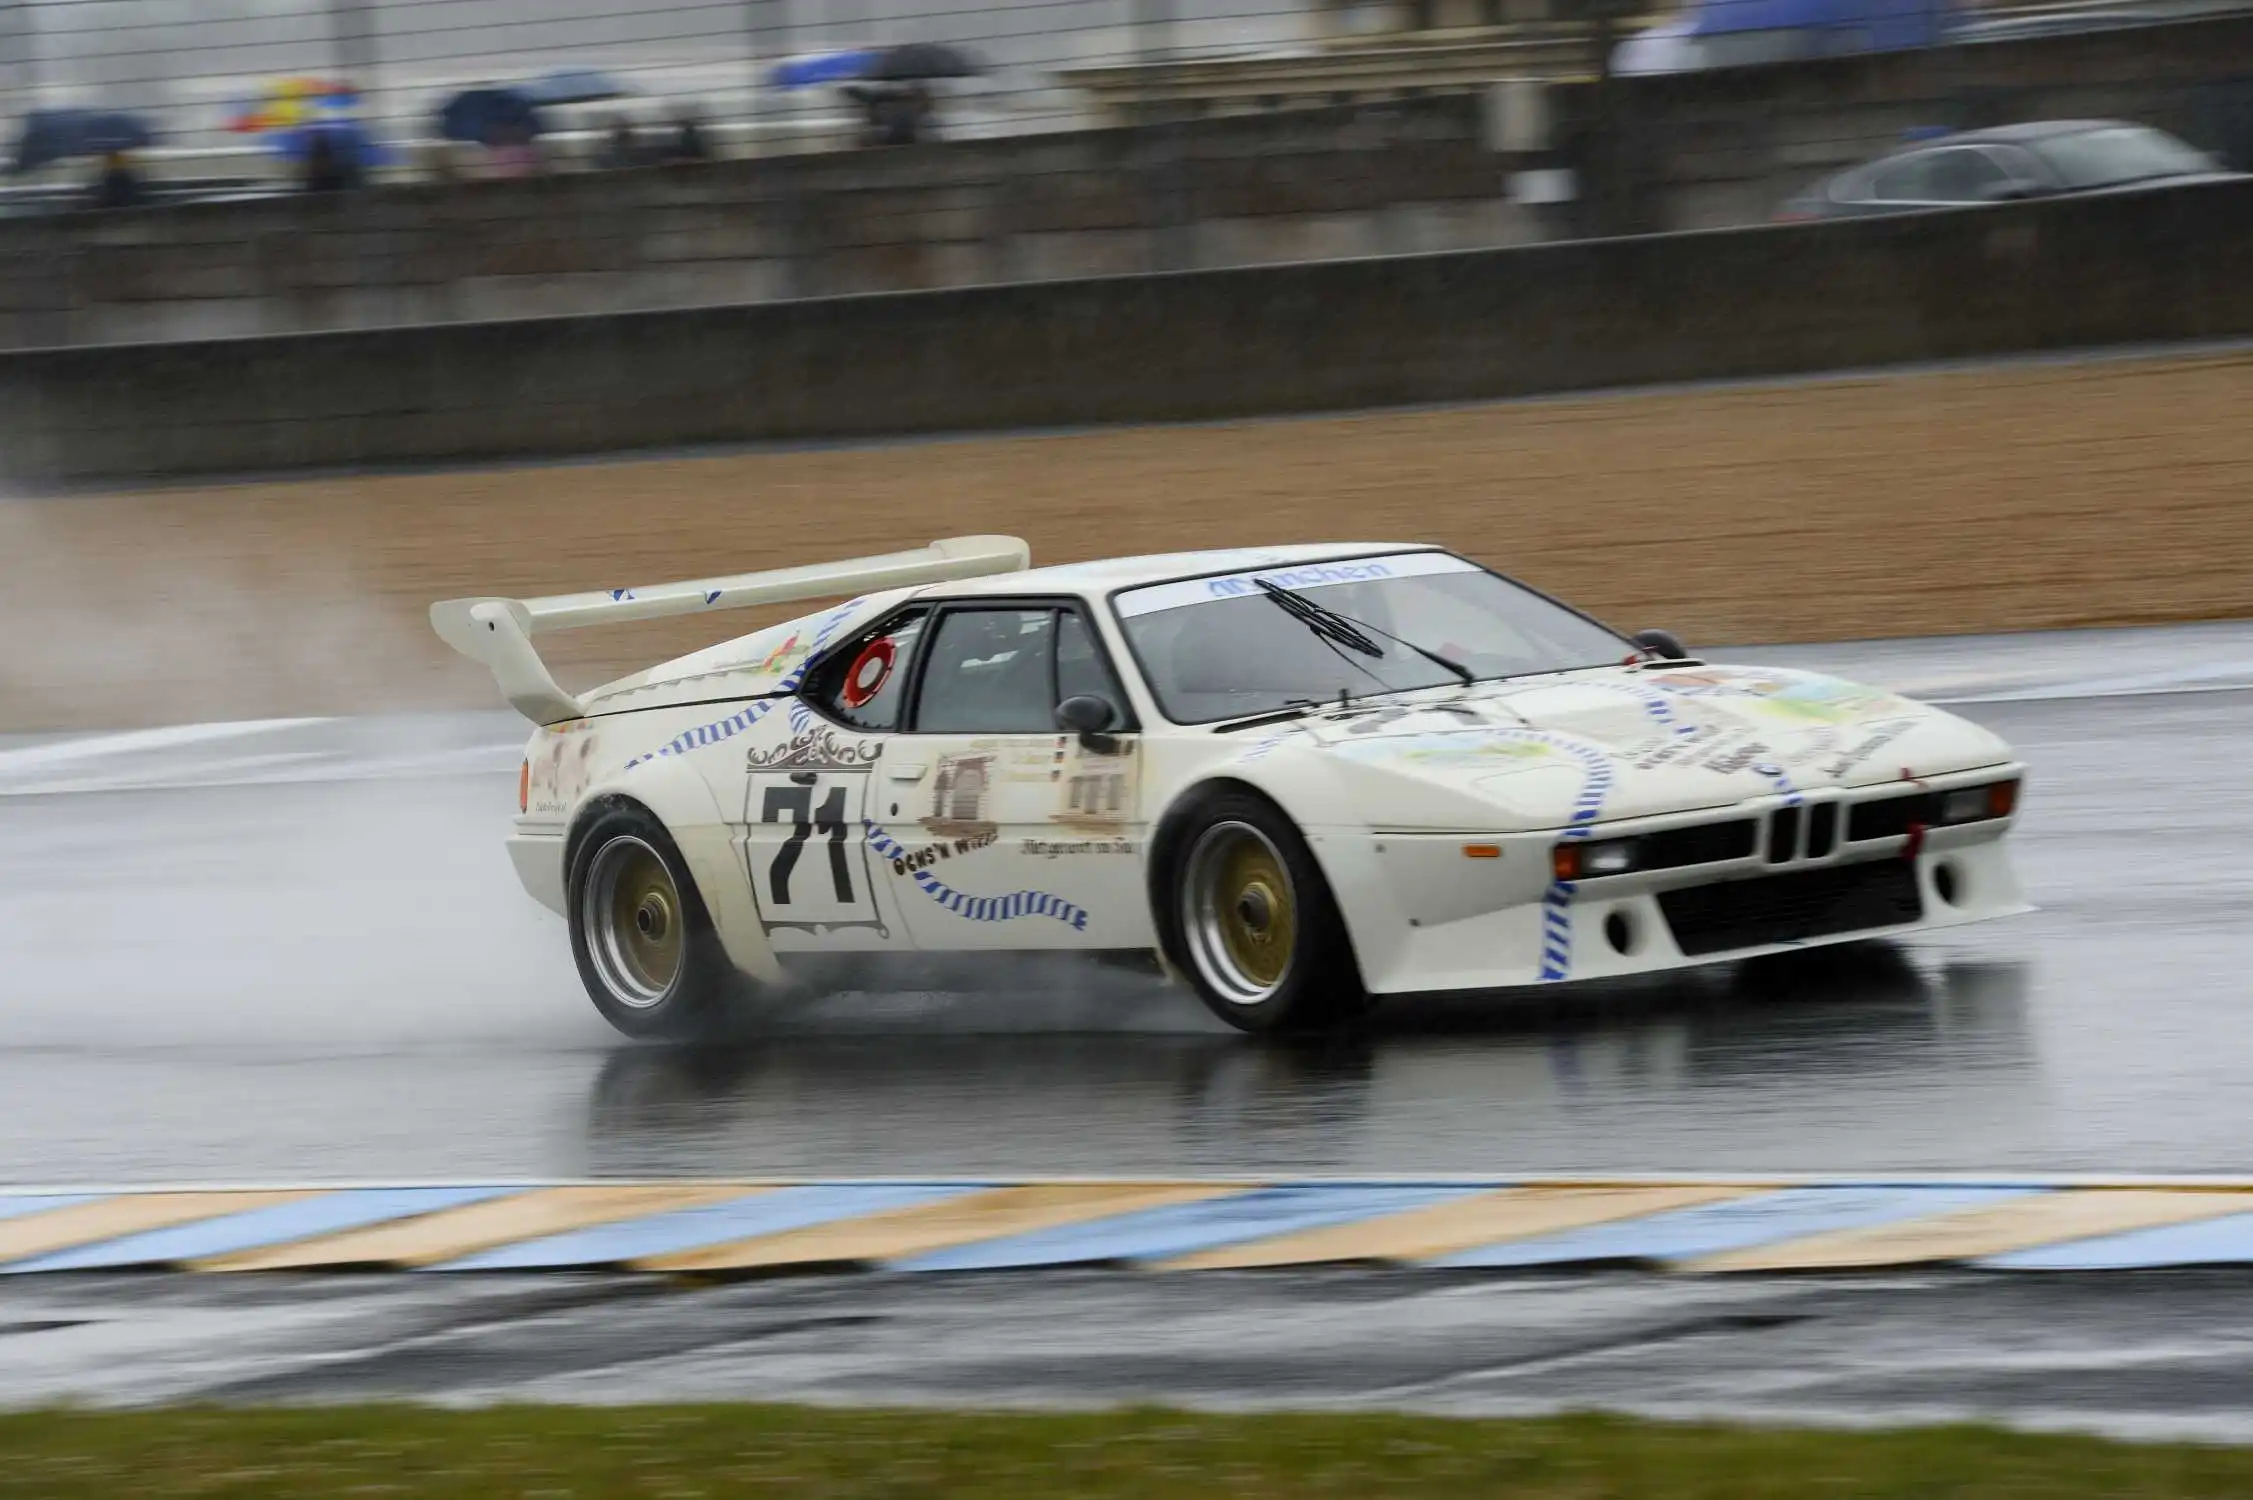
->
[584,836,685,1007]
[1183,822,1298,1004]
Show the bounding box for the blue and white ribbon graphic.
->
[865,820,1090,931]
[1596,679,1701,740]
[1752,760,1803,806]
[1520,731,1617,983]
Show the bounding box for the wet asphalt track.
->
[13,1268,2253,1440]
[3,621,2250,1188]
[4,623,2253,1432]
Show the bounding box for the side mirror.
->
[1056,693,1122,751]
[1632,628,1690,660]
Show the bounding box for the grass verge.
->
[1,1407,2250,1498]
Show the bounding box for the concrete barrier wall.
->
[0,99,1538,351]
[5,175,2251,485]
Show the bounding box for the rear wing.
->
[431,535,1031,725]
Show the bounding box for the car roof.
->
[921,542,1445,598]
[1952,119,2140,145]
[1876,119,2137,159]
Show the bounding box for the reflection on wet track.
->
[2,624,2250,1184]
[579,954,2039,1179]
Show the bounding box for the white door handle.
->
[888,761,928,781]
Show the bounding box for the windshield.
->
[1114,553,1630,725]
[2033,126,2215,189]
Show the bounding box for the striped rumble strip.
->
[2,1177,2253,1275]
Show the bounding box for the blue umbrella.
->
[270,118,395,169]
[13,108,155,173]
[521,68,629,106]
[768,49,881,88]
[437,86,545,145]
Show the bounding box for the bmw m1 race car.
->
[433,538,2028,1036]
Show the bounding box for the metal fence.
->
[4,0,2245,177]
[6,0,2196,167]
[0,0,1338,168]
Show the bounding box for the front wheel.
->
[1160,790,1368,1034]
[567,804,741,1039]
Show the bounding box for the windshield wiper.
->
[1252,579,1392,700]
[1255,579,1383,657]
[1253,579,1474,686]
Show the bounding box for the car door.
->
[880,601,1150,952]
[740,606,928,952]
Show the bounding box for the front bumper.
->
[1316,770,2028,995]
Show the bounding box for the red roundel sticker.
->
[841,636,897,709]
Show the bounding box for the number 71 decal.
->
[762,782,851,906]
[745,772,884,934]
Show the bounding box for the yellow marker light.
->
[1462,843,1502,860]
[1988,779,2020,818]
[518,758,530,814]
[1551,844,1580,881]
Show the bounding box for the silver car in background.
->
[1776,119,2238,221]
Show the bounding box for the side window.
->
[913,608,1058,734]
[1981,144,2048,191]
[1870,152,1939,202]
[807,608,926,732]
[1056,610,1127,711]
[1924,148,2008,202]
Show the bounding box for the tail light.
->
[518,758,530,814]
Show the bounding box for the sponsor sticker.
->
[1114,551,1477,619]
[1022,837,1135,858]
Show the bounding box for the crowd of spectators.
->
[48,82,959,213]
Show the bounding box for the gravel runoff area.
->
[5,347,2252,731]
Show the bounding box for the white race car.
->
[434,538,2028,1036]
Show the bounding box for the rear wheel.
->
[1160,790,1368,1034]
[568,805,740,1039]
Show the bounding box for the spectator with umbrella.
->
[769,43,981,149]
[229,78,388,192]
[12,107,155,207]
[863,44,979,145]
[13,107,153,174]
[437,85,547,176]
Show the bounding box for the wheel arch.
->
[1147,775,1372,991]
[568,761,784,986]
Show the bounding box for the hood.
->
[1262,662,2011,831]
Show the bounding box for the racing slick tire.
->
[567,803,741,1040]
[1157,788,1370,1034]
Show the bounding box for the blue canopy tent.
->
[1685,0,1954,52]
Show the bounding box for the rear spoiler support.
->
[430,535,1031,725]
